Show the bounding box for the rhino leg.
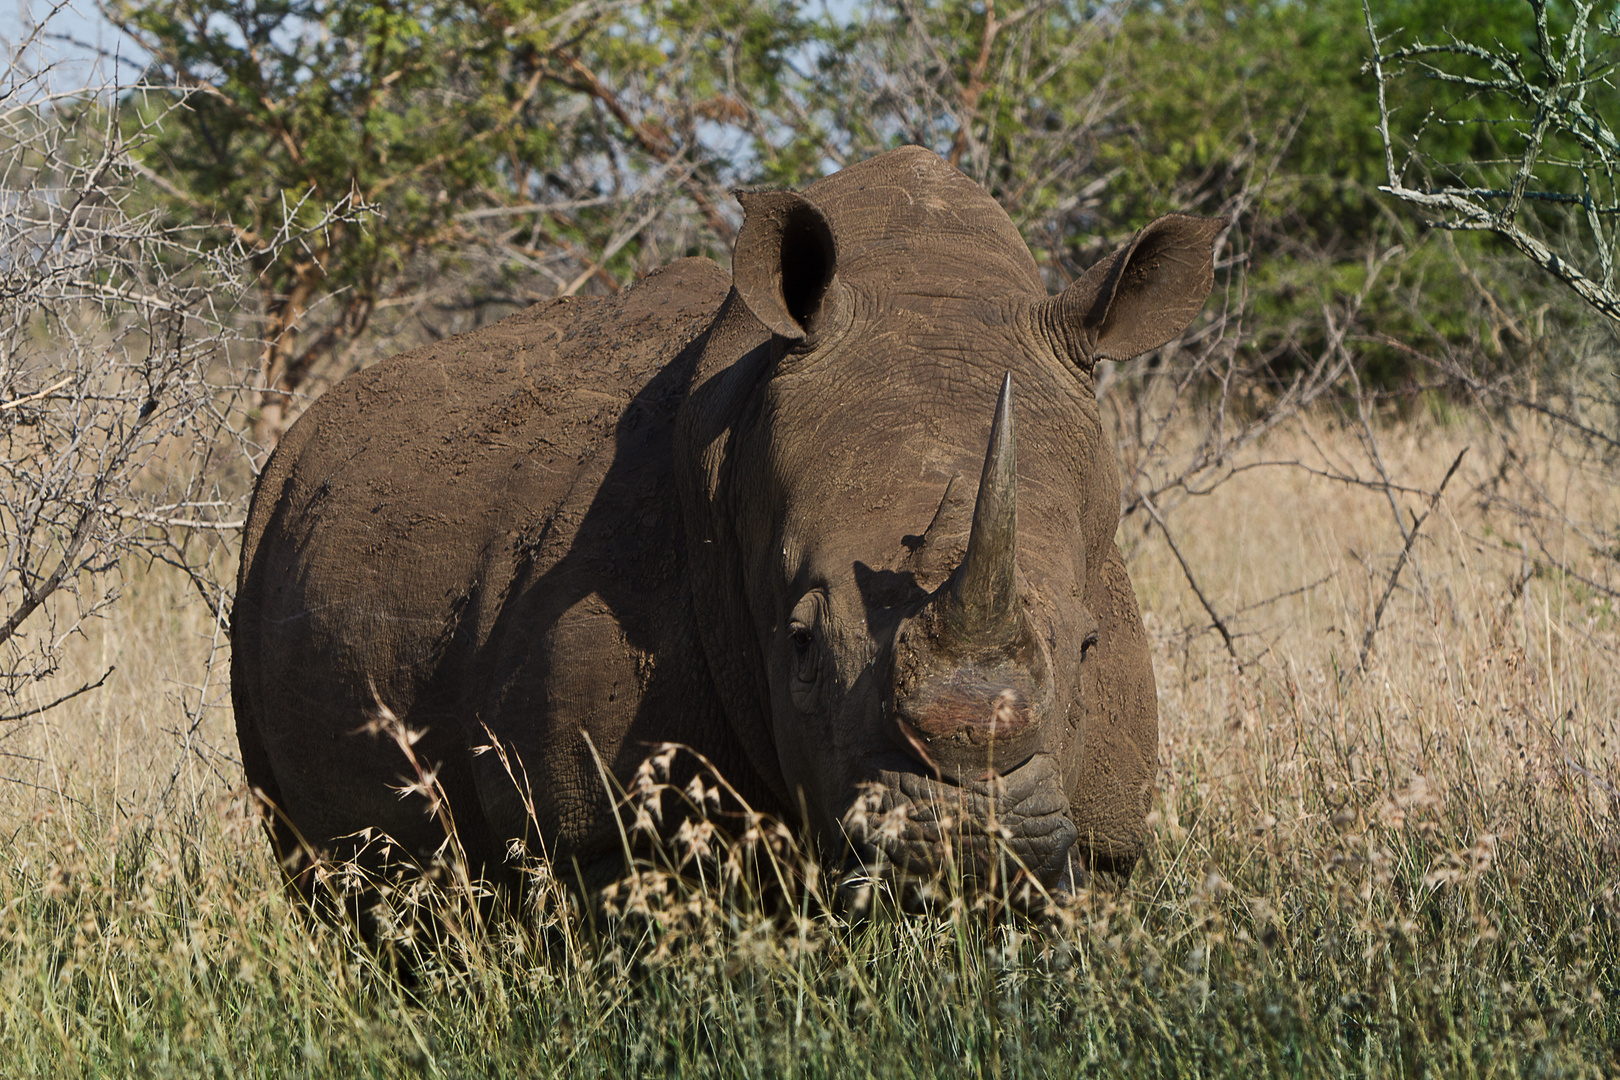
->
[231,444,512,898]
[1068,540,1159,883]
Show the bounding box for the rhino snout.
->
[841,750,1079,892]
[891,661,1043,782]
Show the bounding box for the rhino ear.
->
[1040,214,1223,371]
[732,189,840,343]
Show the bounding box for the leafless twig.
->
[1142,496,1239,662]
[1362,0,1620,324]
[1358,447,1468,672]
[0,27,260,727]
[0,667,113,723]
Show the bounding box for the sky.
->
[2,0,148,92]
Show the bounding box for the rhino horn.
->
[944,373,1019,644]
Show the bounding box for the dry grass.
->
[0,410,1615,1077]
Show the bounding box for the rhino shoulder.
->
[235,255,733,718]
[242,256,729,571]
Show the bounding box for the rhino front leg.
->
[1066,540,1159,886]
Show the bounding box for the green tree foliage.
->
[1073,0,1527,382]
[108,0,1610,434]
[758,0,1577,389]
[109,0,812,435]
[1104,0,1553,382]
[1072,0,1608,385]
[766,0,1121,251]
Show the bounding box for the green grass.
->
[2,744,1614,1078]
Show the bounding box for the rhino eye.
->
[787,592,825,709]
[790,624,819,682]
[1080,629,1099,661]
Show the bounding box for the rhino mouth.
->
[836,750,1079,901]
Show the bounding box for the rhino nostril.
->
[1081,629,1098,661]
[892,716,941,778]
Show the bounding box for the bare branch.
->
[0,668,113,723]
[1358,448,1468,672]
[1142,496,1239,662]
[0,27,260,720]
[1363,0,1620,323]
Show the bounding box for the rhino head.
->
[675,147,1220,895]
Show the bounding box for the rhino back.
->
[233,258,736,872]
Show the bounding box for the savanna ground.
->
[0,405,1614,1078]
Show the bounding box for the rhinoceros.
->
[231,146,1220,900]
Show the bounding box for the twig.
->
[1366,333,1620,455]
[0,364,167,650]
[1232,571,1338,617]
[0,375,71,410]
[1142,496,1239,662]
[549,52,734,241]
[1357,447,1468,672]
[0,667,113,722]
[946,0,1034,169]
[107,508,246,531]
[1361,0,1620,324]
[1182,460,1435,498]
[559,191,669,298]
[1420,187,1620,211]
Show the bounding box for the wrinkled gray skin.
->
[232,147,1220,899]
